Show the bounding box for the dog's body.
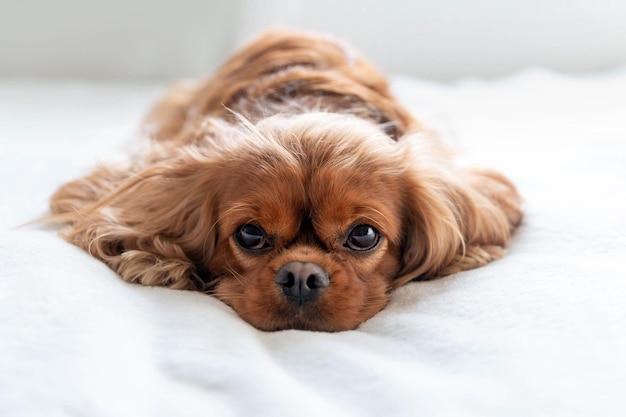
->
[50,30,522,331]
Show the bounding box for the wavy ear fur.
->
[49,150,220,290]
[394,138,523,288]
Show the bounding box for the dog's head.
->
[205,113,406,331]
[165,112,462,331]
[54,112,510,332]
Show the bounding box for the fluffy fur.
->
[49,29,522,331]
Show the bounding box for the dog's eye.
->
[235,224,269,251]
[345,224,381,252]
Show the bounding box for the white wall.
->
[0,0,241,79]
[1,0,625,81]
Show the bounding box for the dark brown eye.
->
[235,224,269,251]
[345,224,381,252]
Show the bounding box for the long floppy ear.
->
[393,144,523,288]
[50,153,220,291]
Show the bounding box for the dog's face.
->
[204,113,409,331]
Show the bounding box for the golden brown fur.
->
[49,29,522,331]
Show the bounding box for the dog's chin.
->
[253,309,340,332]
[234,303,383,333]
[215,294,384,332]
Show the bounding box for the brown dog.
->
[50,30,522,331]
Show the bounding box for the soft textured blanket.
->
[1,69,625,417]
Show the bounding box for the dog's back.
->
[145,29,416,143]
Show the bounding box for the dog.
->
[49,29,523,331]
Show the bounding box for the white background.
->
[2,0,625,81]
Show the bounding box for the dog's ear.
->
[50,154,221,290]
[393,148,522,288]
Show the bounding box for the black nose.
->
[275,261,330,305]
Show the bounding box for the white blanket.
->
[1,70,625,417]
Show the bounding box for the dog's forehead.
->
[306,164,404,238]
[217,114,406,238]
[220,150,404,241]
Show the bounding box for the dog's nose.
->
[275,261,330,305]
